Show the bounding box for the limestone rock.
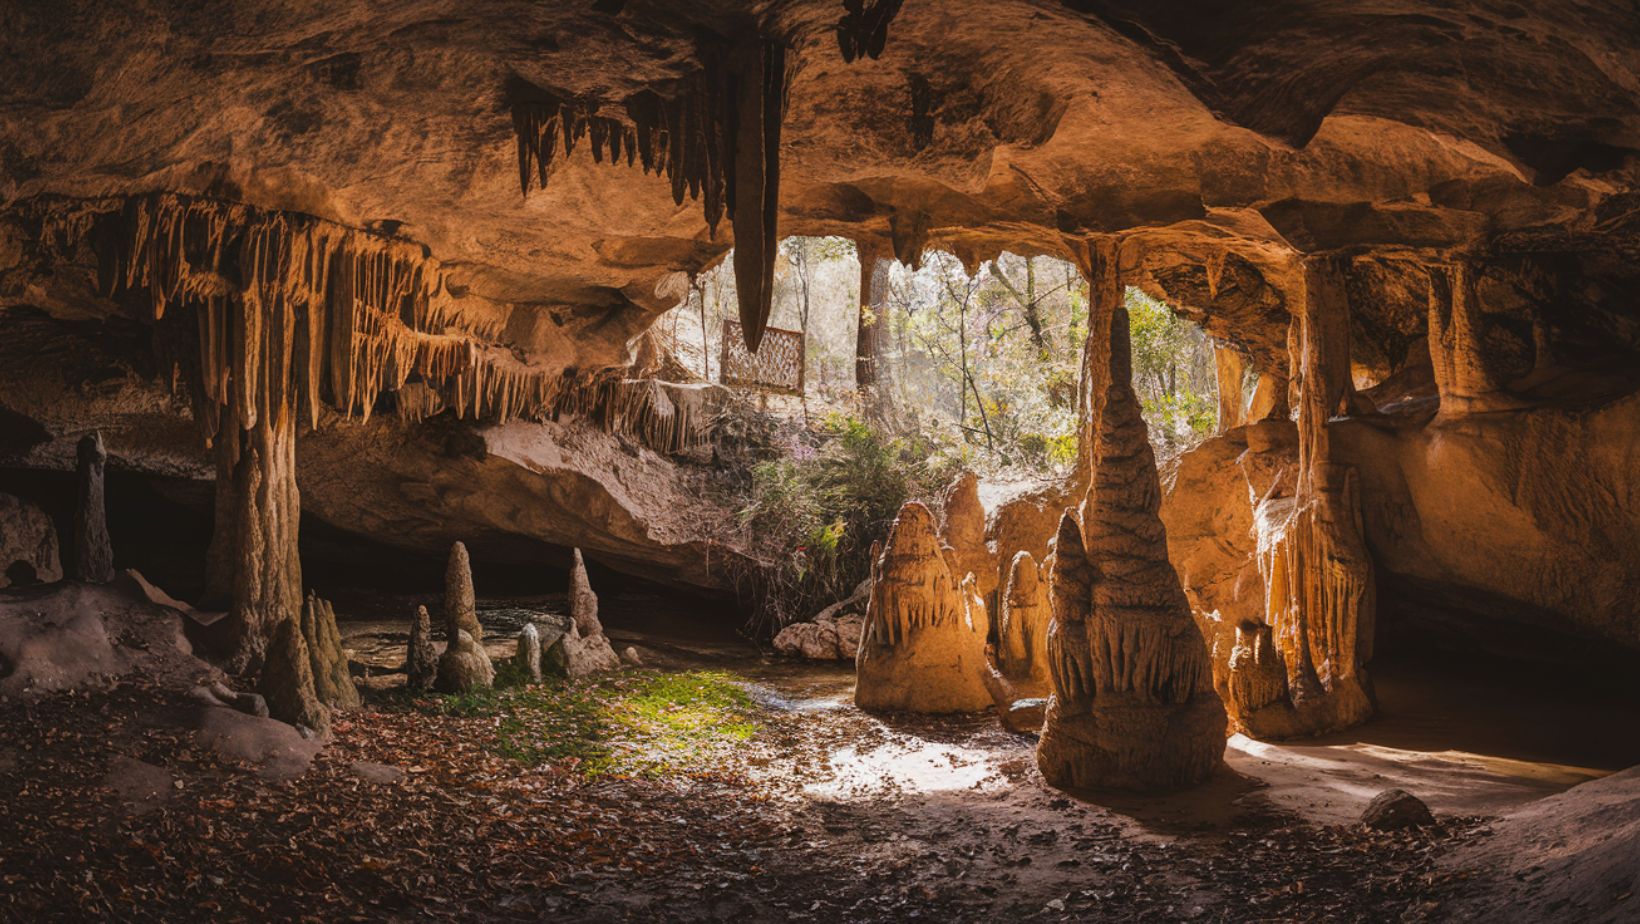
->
[774,612,865,660]
[0,492,62,587]
[258,618,330,737]
[300,593,359,710]
[568,547,601,638]
[513,622,543,683]
[435,629,495,693]
[855,501,993,714]
[70,431,114,583]
[1002,698,1048,735]
[1361,789,1435,830]
[1037,306,1226,792]
[995,551,1050,696]
[544,622,620,679]
[405,605,438,692]
[444,542,482,642]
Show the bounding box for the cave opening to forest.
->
[4,2,1640,921]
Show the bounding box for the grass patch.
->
[403,670,757,778]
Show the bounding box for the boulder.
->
[405,605,438,692]
[0,492,61,587]
[773,611,865,661]
[1361,789,1435,830]
[855,501,993,714]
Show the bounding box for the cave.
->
[2,2,1639,921]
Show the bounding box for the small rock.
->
[620,646,642,666]
[1361,788,1435,830]
[513,623,543,683]
[1001,697,1048,734]
[350,760,406,784]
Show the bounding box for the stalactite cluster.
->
[33,192,559,436]
[837,0,906,63]
[510,34,789,351]
[549,372,720,456]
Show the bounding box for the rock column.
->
[1234,255,1376,737]
[1036,304,1226,791]
[1427,261,1501,414]
[996,551,1051,696]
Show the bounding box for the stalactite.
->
[510,34,788,351]
[837,0,906,62]
[889,210,930,270]
[1037,304,1226,792]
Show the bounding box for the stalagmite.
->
[568,547,602,638]
[436,541,492,692]
[259,618,329,736]
[69,431,114,583]
[444,541,482,642]
[1228,255,1376,738]
[855,501,993,714]
[406,605,438,692]
[513,622,543,684]
[1427,261,1502,415]
[996,551,1051,696]
[300,592,360,709]
[1214,346,1249,432]
[940,471,998,613]
[1036,305,1225,792]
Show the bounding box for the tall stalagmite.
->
[1232,256,1376,738]
[855,502,993,713]
[1037,305,1226,791]
[568,547,601,638]
[70,431,114,583]
[940,471,998,613]
[300,592,360,710]
[406,605,438,692]
[436,540,493,692]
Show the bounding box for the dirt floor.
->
[3,588,1638,922]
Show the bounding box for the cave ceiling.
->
[2,0,1638,377]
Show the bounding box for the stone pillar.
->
[1213,346,1249,432]
[221,410,304,675]
[70,431,115,583]
[1036,305,1226,792]
[1069,238,1121,501]
[1427,261,1499,414]
[996,551,1050,696]
[1231,255,1376,738]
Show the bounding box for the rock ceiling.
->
[4,0,1637,379]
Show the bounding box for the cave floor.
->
[4,594,1635,922]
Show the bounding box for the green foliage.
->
[406,670,756,778]
[736,413,960,632]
